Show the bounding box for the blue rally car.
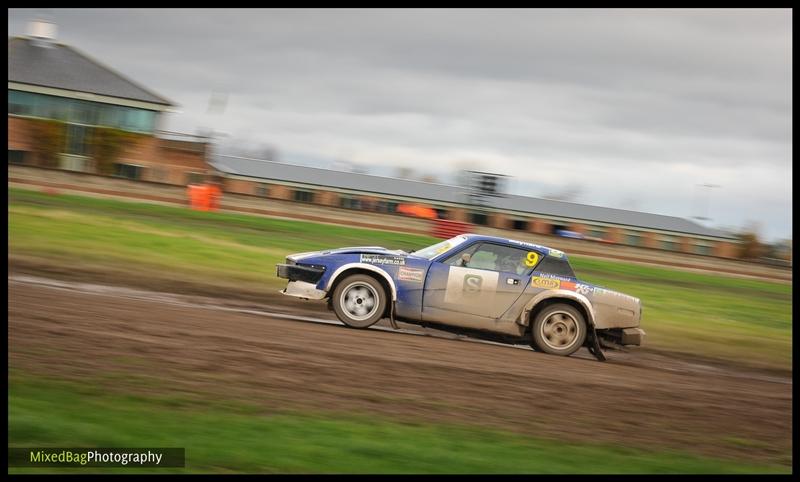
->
[276,234,645,360]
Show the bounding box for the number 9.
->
[525,251,539,267]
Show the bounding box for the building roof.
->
[210,155,735,240]
[8,36,173,107]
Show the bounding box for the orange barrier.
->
[187,183,222,212]
[397,203,438,219]
[432,219,472,239]
[207,183,221,211]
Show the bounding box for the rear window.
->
[534,256,576,278]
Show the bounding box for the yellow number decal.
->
[524,251,539,267]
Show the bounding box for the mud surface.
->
[9,273,792,466]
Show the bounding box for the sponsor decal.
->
[524,251,540,267]
[575,283,594,295]
[444,267,499,305]
[548,248,565,258]
[508,239,541,249]
[434,243,452,255]
[360,254,405,266]
[557,280,593,295]
[538,273,574,281]
[531,276,560,289]
[463,274,483,293]
[594,287,638,303]
[398,267,424,282]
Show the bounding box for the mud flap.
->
[388,301,399,330]
[587,326,607,361]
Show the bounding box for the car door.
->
[421,241,539,329]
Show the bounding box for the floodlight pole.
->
[693,183,721,222]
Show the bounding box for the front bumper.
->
[280,280,327,300]
[276,263,327,300]
[276,263,326,284]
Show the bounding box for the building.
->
[8,20,208,185]
[210,154,739,258]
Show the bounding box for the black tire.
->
[331,274,387,329]
[530,303,587,356]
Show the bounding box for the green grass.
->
[8,374,787,474]
[7,187,792,370]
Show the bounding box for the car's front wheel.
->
[331,274,387,328]
[530,303,587,356]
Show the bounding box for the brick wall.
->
[714,241,737,259]
[491,213,509,229]
[448,207,468,222]
[8,117,35,151]
[569,223,586,236]
[641,231,658,249]
[680,236,692,254]
[607,227,623,243]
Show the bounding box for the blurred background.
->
[7,8,792,474]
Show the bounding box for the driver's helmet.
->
[498,255,518,273]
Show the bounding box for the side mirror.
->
[460,253,472,267]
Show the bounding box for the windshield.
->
[412,235,469,260]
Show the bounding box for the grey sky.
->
[8,8,793,241]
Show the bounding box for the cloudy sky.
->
[8,8,792,241]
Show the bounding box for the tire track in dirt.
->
[8,276,792,466]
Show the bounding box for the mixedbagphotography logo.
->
[8,448,185,467]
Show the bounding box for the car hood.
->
[287,246,408,262]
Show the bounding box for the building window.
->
[511,219,528,231]
[469,212,489,225]
[660,236,679,251]
[586,226,606,239]
[435,208,449,220]
[625,231,642,246]
[8,150,27,165]
[255,184,270,197]
[114,163,142,180]
[293,190,315,203]
[186,172,205,185]
[376,200,399,214]
[694,243,712,256]
[8,90,158,134]
[340,196,362,210]
[65,124,91,155]
[60,154,89,172]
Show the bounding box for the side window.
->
[534,256,576,278]
[443,242,540,275]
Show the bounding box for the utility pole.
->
[692,183,721,222]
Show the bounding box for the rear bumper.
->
[598,327,646,346]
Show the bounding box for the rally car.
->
[276,234,645,360]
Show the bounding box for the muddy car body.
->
[276,234,645,358]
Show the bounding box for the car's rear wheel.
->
[331,274,387,328]
[531,303,587,356]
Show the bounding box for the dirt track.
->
[8,275,792,466]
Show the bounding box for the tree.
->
[736,222,767,260]
[92,127,142,175]
[29,119,66,168]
